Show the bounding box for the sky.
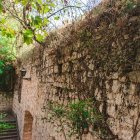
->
[48,0,102,30]
[81,0,102,6]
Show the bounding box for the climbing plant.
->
[45,99,104,140]
[67,100,103,139]
[40,1,140,139]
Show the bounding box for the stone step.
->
[0,128,17,133]
[0,134,18,139]
[0,111,20,140]
[0,139,18,140]
[0,120,16,123]
[0,122,16,125]
[0,131,17,136]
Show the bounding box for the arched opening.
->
[23,111,33,140]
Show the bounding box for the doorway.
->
[23,111,33,140]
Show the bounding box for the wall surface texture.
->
[0,93,13,111]
[13,1,140,140]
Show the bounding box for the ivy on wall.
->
[38,0,140,139]
[43,99,118,140]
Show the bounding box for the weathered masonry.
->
[2,0,140,140]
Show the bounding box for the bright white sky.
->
[48,0,102,30]
[81,0,101,4]
[80,0,102,7]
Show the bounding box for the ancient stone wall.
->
[13,0,140,140]
[0,93,13,111]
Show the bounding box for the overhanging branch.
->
[47,6,81,19]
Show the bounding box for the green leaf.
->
[0,69,3,74]
[43,18,49,25]
[49,3,55,7]
[0,18,6,24]
[54,16,60,20]
[23,29,33,37]
[32,16,42,27]
[0,0,3,13]
[23,29,34,44]
[37,0,43,5]
[44,6,50,13]
[24,36,33,44]
[36,34,44,42]
[21,0,29,6]
[0,61,4,67]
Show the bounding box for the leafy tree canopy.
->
[0,0,90,73]
[0,0,82,45]
[0,0,82,73]
[0,33,16,74]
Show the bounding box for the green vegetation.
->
[0,113,15,132]
[67,100,103,138]
[0,113,7,119]
[46,99,103,140]
[0,0,81,45]
[0,122,15,131]
[0,33,16,92]
[0,0,81,76]
[0,34,16,74]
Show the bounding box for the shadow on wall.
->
[23,111,33,140]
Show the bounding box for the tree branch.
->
[47,6,81,19]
